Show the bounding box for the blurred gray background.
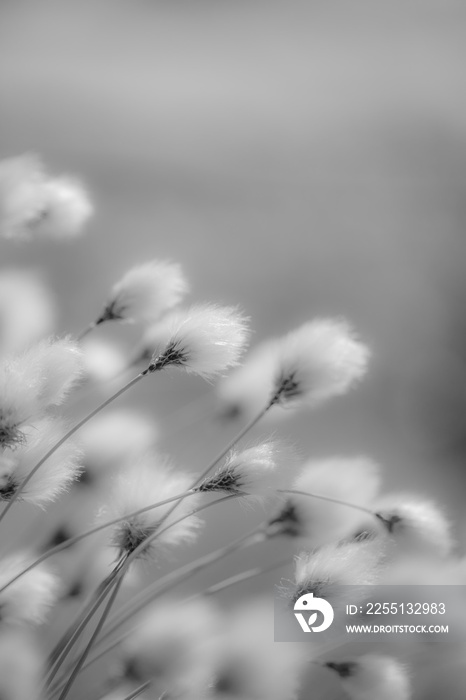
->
[2,0,466,536]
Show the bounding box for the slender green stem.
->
[0,489,198,595]
[0,372,146,526]
[57,577,124,700]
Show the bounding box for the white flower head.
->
[0,337,83,447]
[0,269,57,354]
[146,303,250,379]
[80,409,158,482]
[292,539,384,608]
[0,418,82,506]
[0,629,45,700]
[374,493,453,557]
[104,455,202,562]
[267,456,380,545]
[271,318,370,409]
[121,598,221,695]
[216,338,281,420]
[325,654,411,700]
[198,440,299,503]
[0,154,93,240]
[0,552,61,625]
[96,260,189,326]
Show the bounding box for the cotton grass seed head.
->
[0,154,93,240]
[146,303,250,379]
[0,552,60,625]
[267,456,380,544]
[105,455,202,562]
[374,493,453,557]
[325,654,411,700]
[0,418,82,506]
[0,337,83,447]
[198,440,299,503]
[96,259,189,326]
[293,539,384,607]
[271,318,370,409]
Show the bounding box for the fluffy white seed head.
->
[80,410,158,481]
[0,337,83,447]
[97,260,189,325]
[0,269,57,354]
[0,629,45,700]
[147,303,250,379]
[0,418,82,506]
[293,539,384,607]
[0,552,60,625]
[374,493,453,557]
[267,457,380,545]
[198,440,299,503]
[272,318,370,408]
[325,654,411,700]
[121,598,221,696]
[0,154,92,240]
[216,338,281,420]
[104,455,202,562]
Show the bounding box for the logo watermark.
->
[275,585,466,643]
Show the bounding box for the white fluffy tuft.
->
[0,552,61,625]
[0,154,92,240]
[149,303,250,379]
[273,318,370,408]
[199,440,299,503]
[104,455,202,562]
[268,456,380,545]
[374,493,453,557]
[99,259,189,325]
[0,418,82,506]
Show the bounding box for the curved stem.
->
[140,401,271,554]
[199,556,292,597]
[122,681,153,700]
[57,577,124,700]
[0,489,198,594]
[96,520,267,649]
[0,372,146,526]
[52,523,268,690]
[279,489,377,519]
[45,574,119,689]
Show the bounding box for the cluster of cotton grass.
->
[0,154,463,700]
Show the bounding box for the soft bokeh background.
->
[1,1,466,698]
